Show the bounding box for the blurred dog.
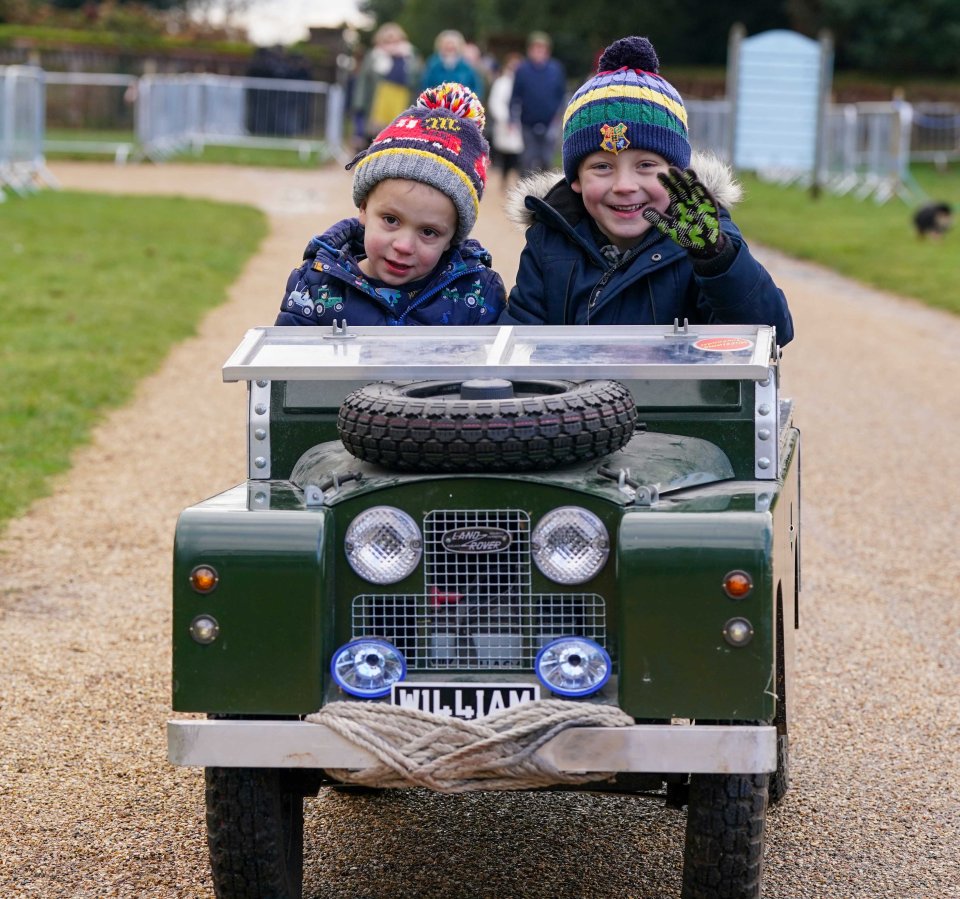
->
[913,202,953,239]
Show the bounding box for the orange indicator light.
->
[722,570,753,599]
[190,565,219,594]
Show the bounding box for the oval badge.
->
[692,336,754,353]
[441,527,512,554]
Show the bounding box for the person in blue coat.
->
[277,83,504,327]
[420,30,483,97]
[499,36,794,346]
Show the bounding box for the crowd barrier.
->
[5,63,960,206]
[0,65,55,196]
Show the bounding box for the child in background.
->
[277,84,505,327]
[499,36,794,346]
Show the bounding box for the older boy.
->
[499,37,794,346]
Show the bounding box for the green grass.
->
[44,133,332,168]
[0,189,267,530]
[734,164,960,315]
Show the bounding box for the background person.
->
[420,30,483,97]
[351,22,421,148]
[487,53,525,190]
[510,31,566,176]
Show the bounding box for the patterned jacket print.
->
[276,218,506,327]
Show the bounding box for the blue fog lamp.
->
[330,638,407,698]
[535,636,611,698]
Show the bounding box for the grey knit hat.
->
[349,83,489,244]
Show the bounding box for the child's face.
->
[572,148,671,252]
[358,179,457,285]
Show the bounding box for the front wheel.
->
[205,767,305,899]
[681,772,768,899]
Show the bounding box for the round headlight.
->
[535,636,611,697]
[331,638,406,698]
[531,507,609,584]
[344,506,422,584]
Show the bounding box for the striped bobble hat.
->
[349,82,489,244]
[562,36,690,184]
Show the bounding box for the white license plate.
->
[390,682,540,720]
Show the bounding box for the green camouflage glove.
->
[642,167,725,259]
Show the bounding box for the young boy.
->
[277,83,505,327]
[499,37,794,346]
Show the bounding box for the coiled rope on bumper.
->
[306,699,635,793]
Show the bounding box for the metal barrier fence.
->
[688,98,960,203]
[43,71,138,162]
[0,65,54,195]
[135,73,345,162]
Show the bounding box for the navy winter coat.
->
[498,157,794,345]
[276,218,506,327]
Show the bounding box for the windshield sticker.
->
[692,337,754,353]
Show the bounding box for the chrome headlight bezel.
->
[535,636,612,697]
[531,506,610,584]
[344,506,422,584]
[330,638,407,698]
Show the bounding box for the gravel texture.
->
[1,162,958,898]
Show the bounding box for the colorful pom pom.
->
[417,82,486,131]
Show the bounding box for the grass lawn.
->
[44,132,332,168]
[734,164,960,315]
[0,189,267,531]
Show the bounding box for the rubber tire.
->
[205,767,305,899]
[681,773,768,899]
[337,379,637,472]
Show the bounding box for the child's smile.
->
[572,149,671,252]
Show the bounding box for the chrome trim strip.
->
[167,719,776,774]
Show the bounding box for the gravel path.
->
[1,162,958,898]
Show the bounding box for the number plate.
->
[391,682,541,720]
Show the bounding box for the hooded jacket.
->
[498,152,794,345]
[276,218,506,327]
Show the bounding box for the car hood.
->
[289,431,734,507]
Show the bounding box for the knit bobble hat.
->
[350,82,489,244]
[561,36,691,184]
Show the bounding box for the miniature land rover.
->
[168,322,800,899]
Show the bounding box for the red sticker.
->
[692,337,754,352]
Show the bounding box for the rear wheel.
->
[205,767,306,899]
[681,772,768,899]
[337,378,637,472]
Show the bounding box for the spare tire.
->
[337,379,637,472]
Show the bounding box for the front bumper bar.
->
[167,719,777,774]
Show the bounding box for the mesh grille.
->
[351,509,609,671]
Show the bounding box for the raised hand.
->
[642,167,725,259]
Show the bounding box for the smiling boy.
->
[499,36,794,346]
[277,83,505,327]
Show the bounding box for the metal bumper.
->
[167,719,777,774]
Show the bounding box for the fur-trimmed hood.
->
[504,150,743,230]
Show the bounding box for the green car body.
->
[168,323,800,898]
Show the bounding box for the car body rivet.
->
[758,428,771,440]
[257,380,269,388]
[758,404,771,416]
[758,457,771,469]
[254,403,267,415]
[255,428,267,440]
[254,456,267,469]
[759,378,770,387]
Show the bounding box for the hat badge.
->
[600,123,630,154]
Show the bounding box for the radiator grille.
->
[351,509,609,670]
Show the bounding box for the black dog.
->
[913,202,953,238]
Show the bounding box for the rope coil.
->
[307,699,635,793]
